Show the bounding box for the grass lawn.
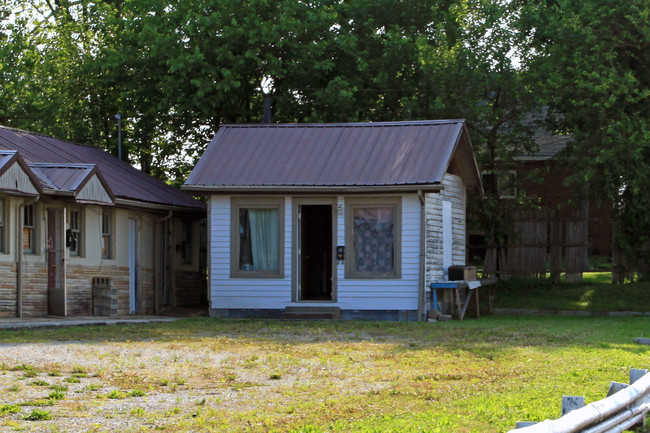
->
[1,317,650,432]
[493,272,650,311]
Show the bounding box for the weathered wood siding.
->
[425,174,467,286]
[76,175,112,204]
[209,196,292,310]
[0,162,39,195]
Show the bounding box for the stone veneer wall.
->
[3,264,157,318]
[0,262,17,317]
[20,262,48,317]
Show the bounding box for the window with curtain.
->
[231,198,284,278]
[346,198,401,279]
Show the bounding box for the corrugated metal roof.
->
[185,120,474,189]
[0,126,201,209]
[29,164,95,192]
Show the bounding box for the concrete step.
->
[282,306,341,320]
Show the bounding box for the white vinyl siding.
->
[208,194,422,312]
[209,196,292,310]
[337,194,420,311]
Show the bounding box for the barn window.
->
[230,197,284,278]
[345,197,401,279]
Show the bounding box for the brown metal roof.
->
[185,120,480,190]
[0,126,202,209]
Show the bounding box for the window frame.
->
[101,209,113,260]
[68,207,83,257]
[345,197,402,279]
[230,197,285,279]
[23,204,36,254]
[481,170,517,199]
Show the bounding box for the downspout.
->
[17,196,40,318]
[418,191,426,322]
[154,211,172,314]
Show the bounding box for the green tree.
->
[520,0,650,272]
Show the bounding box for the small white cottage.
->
[183,120,482,321]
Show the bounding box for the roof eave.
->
[114,197,206,211]
[181,184,444,194]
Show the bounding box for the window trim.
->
[68,207,83,257]
[345,196,402,279]
[481,170,517,199]
[101,209,113,260]
[23,204,36,255]
[230,197,285,279]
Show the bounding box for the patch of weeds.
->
[85,383,101,392]
[23,409,52,421]
[230,381,260,391]
[224,373,237,382]
[159,379,169,387]
[128,390,146,397]
[64,377,80,384]
[71,373,87,378]
[196,398,206,406]
[130,407,145,417]
[49,385,68,392]
[12,364,35,372]
[20,399,54,407]
[29,380,49,387]
[174,377,186,385]
[106,390,127,399]
[71,366,86,374]
[7,385,20,392]
[0,404,21,415]
[166,407,181,416]
[47,371,61,377]
[269,373,282,380]
[48,391,65,401]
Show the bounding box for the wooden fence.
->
[510,368,650,433]
[483,209,588,280]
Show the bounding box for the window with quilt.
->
[346,197,401,279]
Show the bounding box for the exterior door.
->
[47,209,66,316]
[297,204,334,301]
[129,218,140,314]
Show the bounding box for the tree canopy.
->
[2,0,650,266]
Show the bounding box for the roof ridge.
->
[0,125,103,150]
[28,163,96,168]
[219,120,465,128]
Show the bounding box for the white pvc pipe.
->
[509,373,650,433]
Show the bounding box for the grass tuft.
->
[23,409,52,421]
